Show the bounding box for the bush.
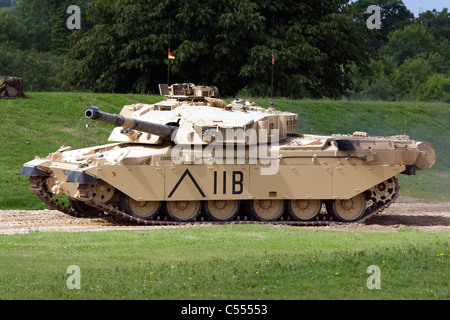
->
[390,58,433,100]
[0,44,72,92]
[419,73,450,102]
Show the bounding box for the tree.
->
[0,7,28,50]
[381,24,437,66]
[11,0,89,54]
[66,0,271,94]
[351,0,414,49]
[346,57,395,100]
[417,8,450,42]
[66,0,373,98]
[0,0,16,7]
[0,44,68,91]
[15,0,52,52]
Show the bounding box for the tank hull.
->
[22,133,434,224]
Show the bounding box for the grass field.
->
[0,92,449,208]
[0,92,448,301]
[0,225,448,300]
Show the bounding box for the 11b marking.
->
[213,171,243,195]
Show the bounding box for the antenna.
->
[270,14,275,105]
[404,111,409,135]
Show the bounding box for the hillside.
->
[0,92,448,209]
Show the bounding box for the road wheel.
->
[120,193,161,220]
[250,199,285,222]
[287,199,321,221]
[326,193,367,222]
[203,200,240,222]
[165,201,201,222]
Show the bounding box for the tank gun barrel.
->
[85,106,177,140]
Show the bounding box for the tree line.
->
[0,0,87,91]
[0,0,448,101]
[349,0,449,102]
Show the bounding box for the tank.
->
[21,83,437,225]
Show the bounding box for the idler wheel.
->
[120,193,161,220]
[69,199,102,217]
[287,199,322,221]
[165,201,201,222]
[203,200,240,222]
[325,193,367,223]
[250,199,285,222]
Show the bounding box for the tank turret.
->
[85,86,298,145]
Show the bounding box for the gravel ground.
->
[0,198,449,234]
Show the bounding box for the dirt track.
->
[0,199,449,234]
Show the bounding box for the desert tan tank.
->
[21,83,436,225]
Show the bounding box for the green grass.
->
[1,92,448,208]
[0,225,448,300]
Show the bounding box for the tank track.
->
[29,176,91,218]
[28,176,399,226]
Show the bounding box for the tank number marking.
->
[168,169,244,198]
[213,171,244,195]
[168,169,206,198]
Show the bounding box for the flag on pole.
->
[272,51,276,64]
[168,49,175,59]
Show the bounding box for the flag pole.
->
[167,13,171,85]
[167,60,170,85]
[270,15,275,103]
[271,54,274,100]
